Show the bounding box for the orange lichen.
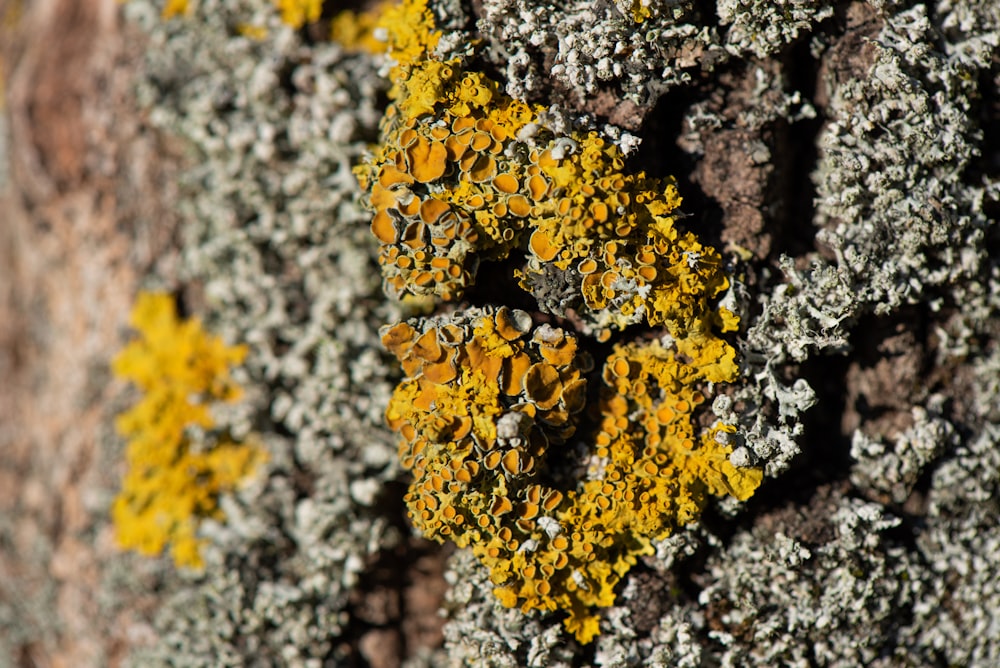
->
[353,0,734,344]
[161,0,190,20]
[111,292,266,569]
[383,308,760,643]
[355,57,538,300]
[361,0,760,643]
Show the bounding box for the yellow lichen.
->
[161,0,189,19]
[354,0,715,344]
[383,309,760,644]
[360,0,761,643]
[331,1,394,53]
[237,22,270,40]
[614,0,655,22]
[111,292,266,569]
[272,0,322,28]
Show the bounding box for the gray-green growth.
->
[121,0,1000,665]
[124,0,403,664]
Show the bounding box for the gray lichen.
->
[477,0,721,111]
[115,0,1000,665]
[476,0,833,120]
[695,498,917,667]
[850,405,957,503]
[730,0,998,481]
[717,0,833,58]
[814,5,993,315]
[904,426,1000,665]
[122,0,406,664]
[549,494,919,667]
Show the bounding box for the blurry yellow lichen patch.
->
[272,0,322,28]
[237,22,270,40]
[383,309,761,643]
[157,0,320,28]
[161,0,189,20]
[331,1,395,53]
[111,292,266,569]
[373,0,440,69]
[617,0,654,22]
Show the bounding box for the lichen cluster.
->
[112,292,266,569]
[355,0,741,344]
[110,0,1000,664]
[161,0,322,26]
[120,0,405,662]
[358,0,761,642]
[381,305,760,641]
[474,0,832,117]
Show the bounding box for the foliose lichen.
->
[117,0,1000,664]
[354,0,741,344]
[112,291,266,569]
[471,0,833,125]
[356,0,761,642]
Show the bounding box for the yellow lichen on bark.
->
[272,0,322,28]
[111,292,266,569]
[358,0,762,643]
[382,309,760,644]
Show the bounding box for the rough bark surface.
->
[1,0,177,664]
